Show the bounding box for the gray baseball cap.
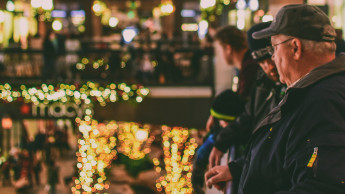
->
[252,4,336,42]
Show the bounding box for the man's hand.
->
[206,115,214,132]
[209,147,224,169]
[205,165,232,190]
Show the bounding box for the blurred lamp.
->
[237,10,245,29]
[181,9,196,18]
[92,0,105,16]
[198,20,208,39]
[181,23,198,31]
[236,0,247,10]
[6,0,15,12]
[0,11,5,23]
[109,17,119,27]
[249,0,259,11]
[31,0,42,9]
[262,14,273,22]
[200,0,216,9]
[122,27,137,43]
[52,20,62,31]
[135,129,148,141]
[42,0,53,10]
[2,116,13,130]
[223,0,230,5]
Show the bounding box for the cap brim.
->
[252,27,277,39]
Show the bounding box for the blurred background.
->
[0,0,344,193]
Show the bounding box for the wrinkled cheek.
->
[275,60,286,83]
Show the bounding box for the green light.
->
[127,10,135,19]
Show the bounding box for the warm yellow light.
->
[31,0,42,8]
[152,7,161,18]
[223,0,230,5]
[42,0,53,10]
[109,17,119,28]
[78,25,85,32]
[2,117,12,129]
[249,0,259,11]
[0,11,5,23]
[93,1,105,16]
[200,0,216,9]
[93,4,101,14]
[135,129,148,141]
[136,96,143,103]
[181,23,199,31]
[6,1,15,12]
[160,2,175,15]
[236,0,247,10]
[262,14,273,22]
[52,20,63,31]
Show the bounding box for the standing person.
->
[192,89,245,193]
[47,160,60,194]
[33,157,42,186]
[206,4,345,193]
[207,21,285,193]
[139,52,154,83]
[42,30,58,81]
[1,160,12,186]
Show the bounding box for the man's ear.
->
[291,38,302,60]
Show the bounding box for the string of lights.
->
[72,119,117,193]
[75,57,109,71]
[0,82,149,106]
[153,126,198,194]
[117,122,155,160]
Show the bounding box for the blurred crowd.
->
[0,121,71,193]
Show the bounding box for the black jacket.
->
[214,69,285,152]
[233,53,345,194]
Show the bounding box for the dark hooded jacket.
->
[214,69,285,152]
[231,53,345,194]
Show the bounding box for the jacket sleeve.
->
[228,157,245,183]
[214,99,254,153]
[276,88,345,193]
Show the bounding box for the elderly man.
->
[205,4,345,193]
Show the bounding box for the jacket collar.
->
[252,53,345,134]
[290,53,345,90]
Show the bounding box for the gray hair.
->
[279,32,336,54]
[299,39,336,54]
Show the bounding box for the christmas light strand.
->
[117,122,155,160]
[0,82,149,107]
[72,120,117,193]
[75,58,109,71]
[153,126,198,194]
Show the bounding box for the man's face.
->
[271,35,294,85]
[258,58,279,82]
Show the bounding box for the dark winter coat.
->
[214,69,285,152]
[233,53,345,194]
